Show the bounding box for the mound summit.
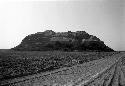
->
[13,30,114,51]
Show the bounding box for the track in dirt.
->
[79,54,125,86]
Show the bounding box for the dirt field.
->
[0,51,124,86]
[0,50,118,81]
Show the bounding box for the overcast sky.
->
[0,0,124,51]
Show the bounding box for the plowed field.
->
[0,52,124,86]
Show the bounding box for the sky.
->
[0,0,124,51]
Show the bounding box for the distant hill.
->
[12,30,114,52]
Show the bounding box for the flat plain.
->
[0,50,124,86]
